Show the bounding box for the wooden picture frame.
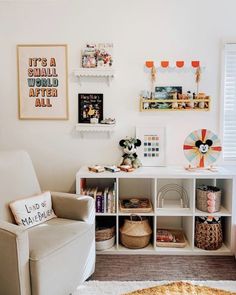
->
[136,126,166,167]
[78,93,103,123]
[17,44,68,120]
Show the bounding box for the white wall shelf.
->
[76,166,235,256]
[75,123,116,137]
[74,68,114,85]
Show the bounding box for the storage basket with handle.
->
[195,217,223,250]
[120,214,152,249]
[196,185,221,213]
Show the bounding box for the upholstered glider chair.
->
[0,150,95,295]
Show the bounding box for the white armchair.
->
[0,150,95,295]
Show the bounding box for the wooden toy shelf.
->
[140,97,210,112]
[76,166,235,256]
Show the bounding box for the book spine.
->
[96,195,101,213]
[107,193,111,213]
[101,195,104,213]
[113,188,116,213]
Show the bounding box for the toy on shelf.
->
[183,129,222,171]
[118,165,135,172]
[104,165,120,173]
[119,137,142,169]
[157,184,189,209]
[100,118,116,125]
[88,165,105,173]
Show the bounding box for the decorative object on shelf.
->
[195,66,201,95]
[117,165,135,172]
[183,129,222,170]
[145,61,156,94]
[88,165,105,173]
[195,216,223,250]
[100,118,116,125]
[120,215,152,249]
[90,117,99,124]
[81,43,113,68]
[104,165,120,173]
[136,126,166,167]
[119,137,142,169]
[156,229,187,248]
[78,93,103,123]
[119,198,153,213]
[157,184,189,209]
[196,185,221,213]
[17,44,68,120]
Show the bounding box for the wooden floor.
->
[91,255,236,281]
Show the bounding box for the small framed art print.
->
[136,126,166,166]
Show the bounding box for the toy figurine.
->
[119,137,142,169]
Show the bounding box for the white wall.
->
[0,0,236,192]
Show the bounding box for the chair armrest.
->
[0,221,30,295]
[51,192,95,224]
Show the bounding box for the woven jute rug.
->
[123,281,236,295]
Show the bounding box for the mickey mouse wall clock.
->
[183,129,222,170]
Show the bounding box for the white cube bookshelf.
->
[76,166,235,256]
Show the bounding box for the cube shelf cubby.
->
[76,166,235,256]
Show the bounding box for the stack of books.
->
[81,186,116,213]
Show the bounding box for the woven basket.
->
[120,215,152,249]
[195,220,223,250]
[196,187,221,213]
[96,226,115,242]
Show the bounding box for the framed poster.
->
[136,126,166,166]
[17,44,68,120]
[78,93,103,123]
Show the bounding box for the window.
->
[222,43,236,161]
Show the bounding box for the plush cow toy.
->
[119,137,142,169]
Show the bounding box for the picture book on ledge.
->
[78,93,103,123]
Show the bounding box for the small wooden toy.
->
[104,166,120,173]
[88,165,105,173]
[118,165,135,172]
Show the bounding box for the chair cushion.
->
[9,191,56,229]
[28,217,95,295]
[28,217,91,260]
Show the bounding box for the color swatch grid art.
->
[143,135,159,158]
